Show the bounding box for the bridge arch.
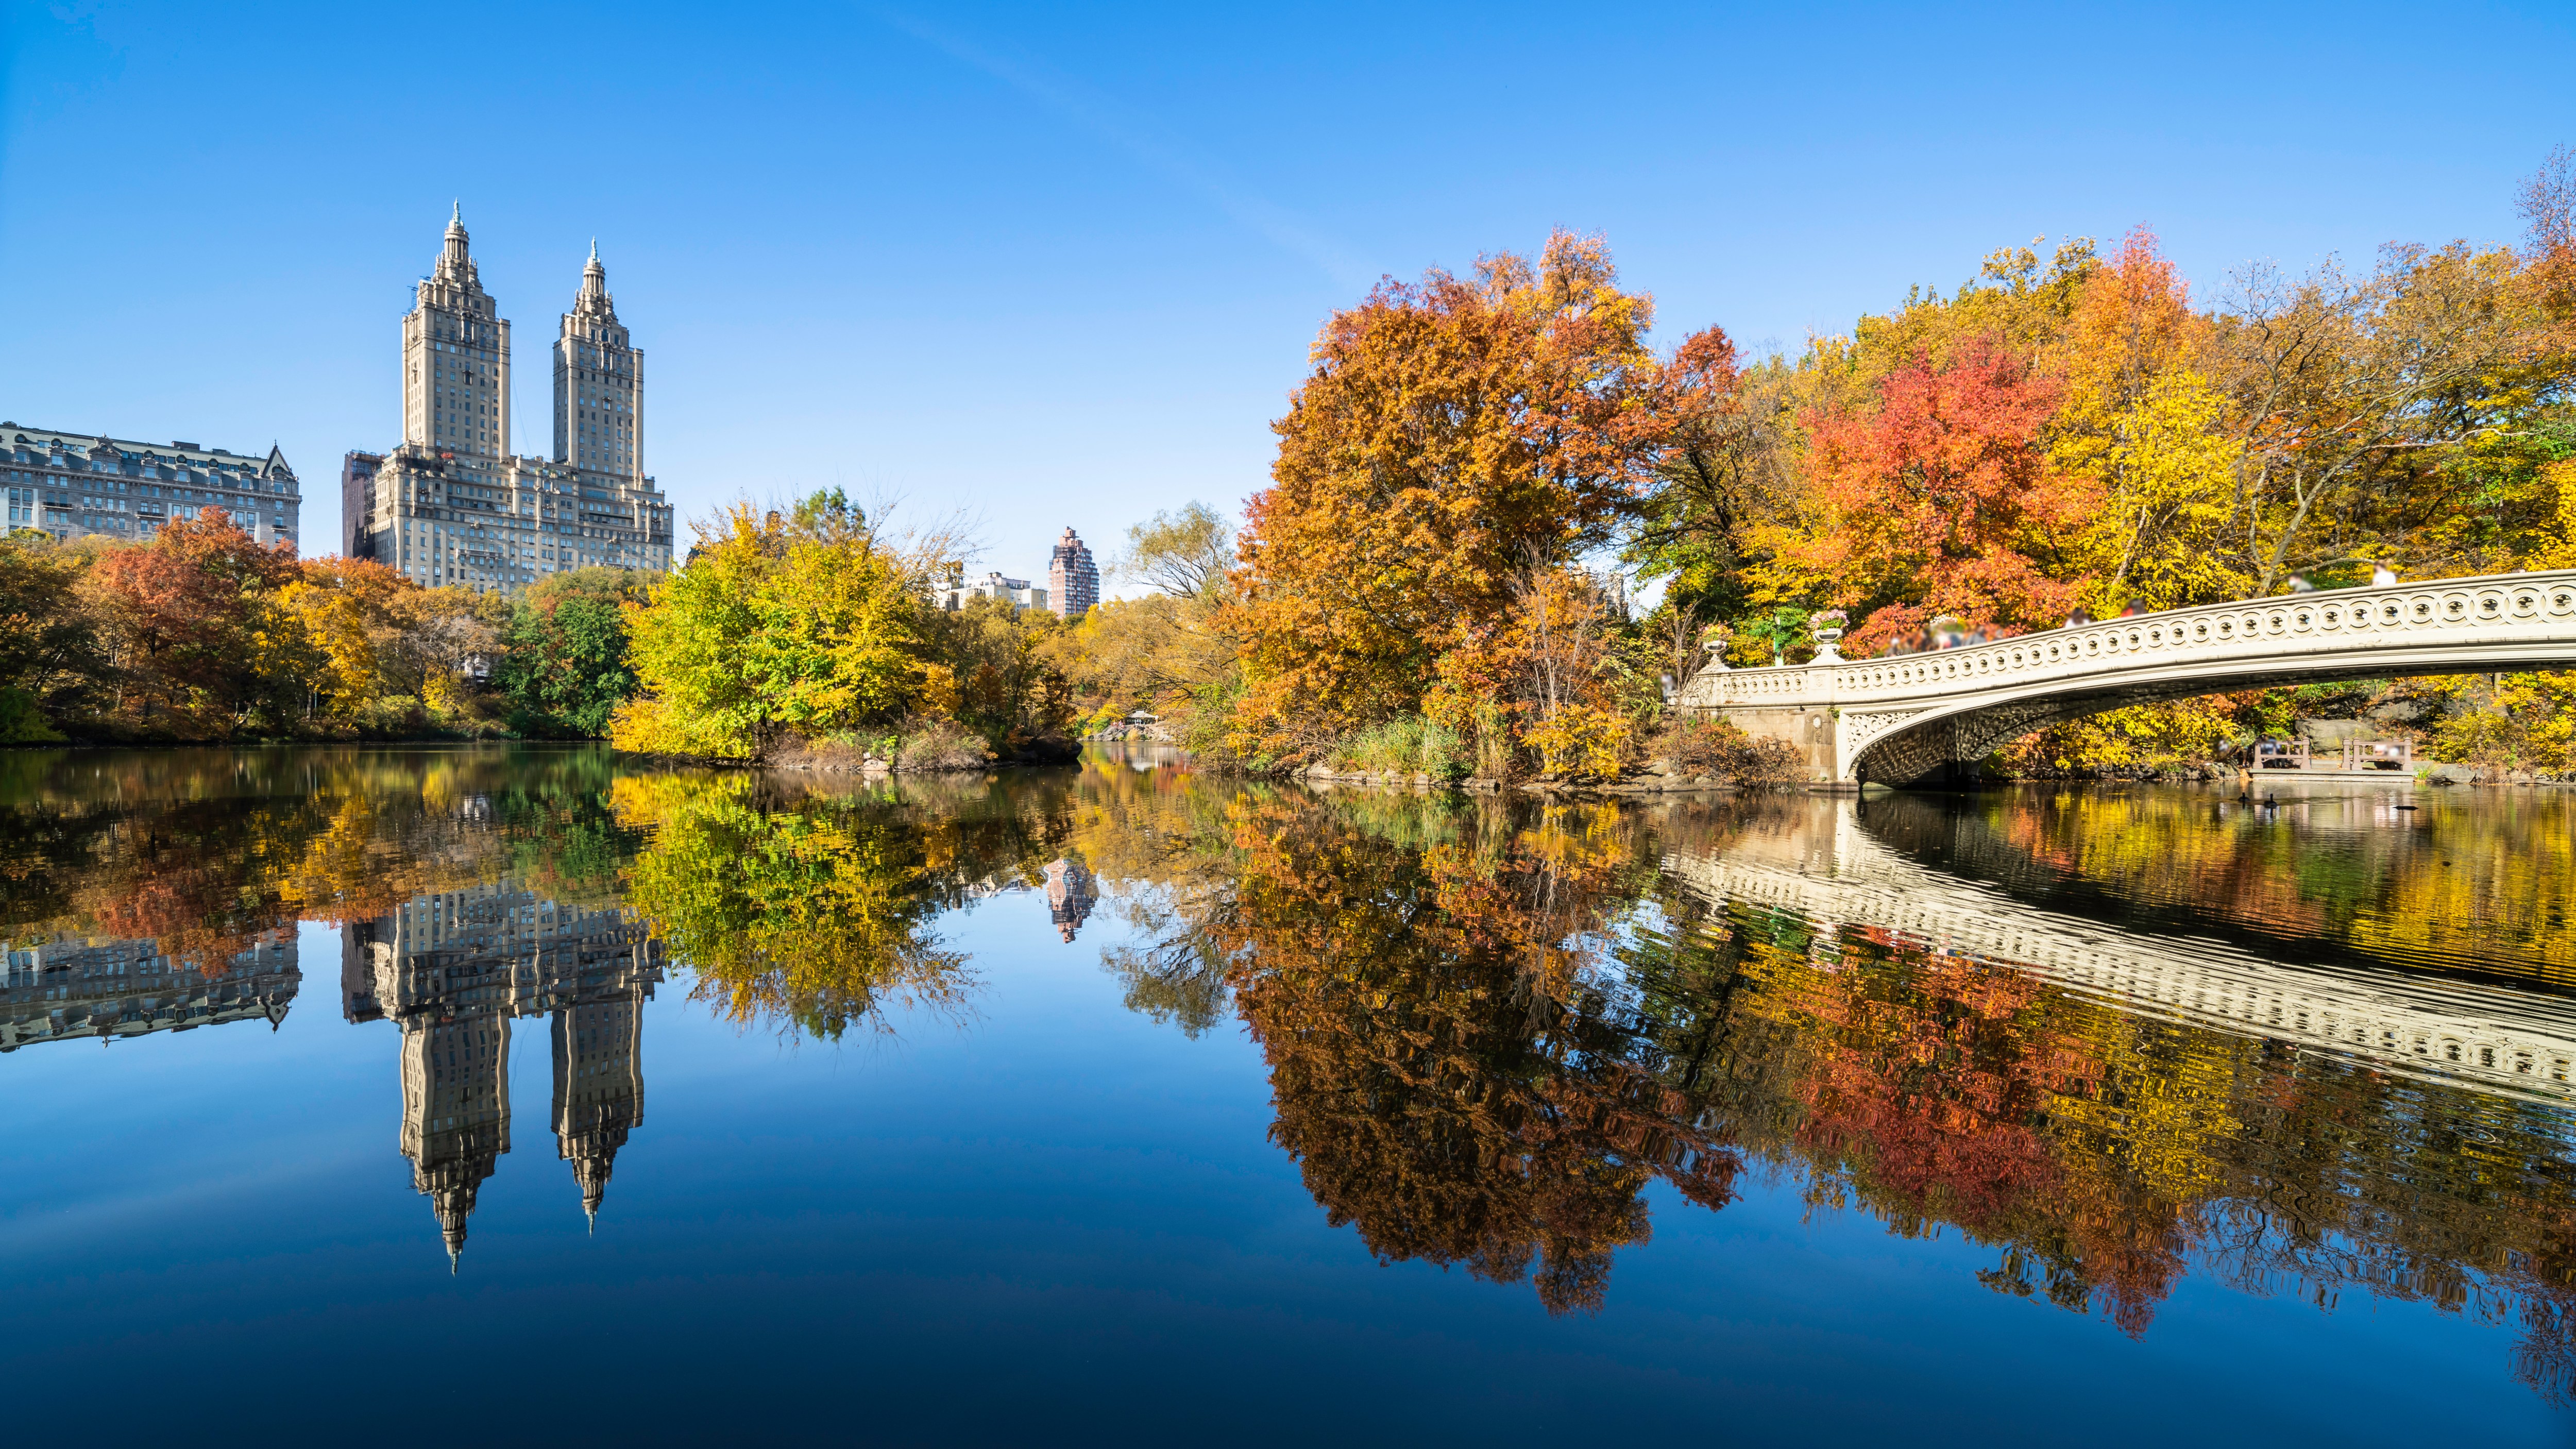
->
[1672,569,2576,787]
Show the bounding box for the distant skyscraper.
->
[1049,528,1098,620]
[339,450,382,558]
[347,208,675,592]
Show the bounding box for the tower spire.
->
[436,204,473,281]
[575,242,613,313]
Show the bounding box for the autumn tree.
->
[0,534,103,739]
[929,595,1077,753]
[1622,327,1801,627]
[1226,232,1670,761]
[2212,240,2570,588]
[1046,593,1232,718]
[1115,501,1235,601]
[79,508,307,732]
[615,492,936,758]
[373,585,505,717]
[1758,339,2091,651]
[2050,228,2246,612]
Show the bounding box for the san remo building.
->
[342,207,674,588]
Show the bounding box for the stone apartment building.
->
[342,208,674,591]
[2,425,300,550]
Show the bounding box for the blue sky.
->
[1,1,2568,581]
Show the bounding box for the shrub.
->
[1326,714,1472,779]
[1521,702,1632,780]
[1655,714,1803,787]
[895,715,994,771]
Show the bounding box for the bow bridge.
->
[1676,568,2576,787]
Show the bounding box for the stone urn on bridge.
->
[1807,610,1849,664]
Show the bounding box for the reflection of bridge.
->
[1664,800,2576,1105]
[1677,569,2576,785]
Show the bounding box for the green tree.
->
[495,567,656,737]
[0,535,102,740]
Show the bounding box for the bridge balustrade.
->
[1676,570,2576,786]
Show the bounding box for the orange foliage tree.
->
[78,508,307,731]
[1766,340,2093,652]
[1225,232,1690,762]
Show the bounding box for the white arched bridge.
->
[1676,568,2576,787]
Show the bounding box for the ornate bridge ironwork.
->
[1675,568,2576,786]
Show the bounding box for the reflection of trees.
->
[1089,774,2576,1395]
[612,772,1086,1040]
[1645,873,2576,1399]
[0,746,643,970]
[1194,793,1741,1315]
[1875,786,2576,991]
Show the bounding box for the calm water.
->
[3,746,2570,1443]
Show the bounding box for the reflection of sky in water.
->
[0,750,2564,1442]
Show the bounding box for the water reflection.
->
[1,747,2571,1403]
[2,930,297,1051]
[1056,770,2576,1397]
[341,885,660,1263]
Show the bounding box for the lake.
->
[2,745,2568,1443]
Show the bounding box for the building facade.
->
[1048,527,1099,620]
[346,209,674,593]
[338,451,382,558]
[2,425,300,550]
[938,569,1049,614]
[342,882,662,1265]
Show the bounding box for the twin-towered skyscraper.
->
[342,207,674,588]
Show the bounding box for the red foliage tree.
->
[80,508,302,728]
[1789,339,2093,652]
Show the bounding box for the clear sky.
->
[2,1,2568,582]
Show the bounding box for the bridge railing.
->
[1681,568,2576,709]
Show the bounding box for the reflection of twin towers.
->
[341,886,664,1268]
